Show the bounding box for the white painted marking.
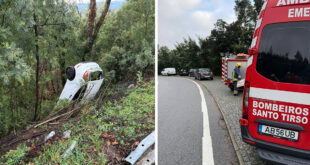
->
[250,87,310,105]
[189,79,214,165]
[250,37,257,48]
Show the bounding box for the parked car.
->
[195,68,213,80]
[58,62,103,103]
[161,68,176,76]
[179,69,188,76]
[188,69,197,77]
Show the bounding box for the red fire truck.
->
[240,0,310,164]
[222,53,249,91]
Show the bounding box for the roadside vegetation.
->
[0,0,155,164]
[0,76,154,164]
[158,0,264,75]
[0,0,154,138]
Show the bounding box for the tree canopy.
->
[158,0,263,75]
[0,0,154,138]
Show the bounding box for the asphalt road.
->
[158,76,238,165]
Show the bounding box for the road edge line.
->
[195,79,245,165]
[189,79,215,165]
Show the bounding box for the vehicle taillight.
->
[242,81,250,119]
[83,71,89,81]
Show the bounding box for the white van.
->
[58,62,103,103]
[161,68,176,76]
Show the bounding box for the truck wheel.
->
[66,66,75,81]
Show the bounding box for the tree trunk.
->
[88,0,96,38]
[33,14,40,121]
[83,0,111,61]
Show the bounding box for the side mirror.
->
[248,48,258,55]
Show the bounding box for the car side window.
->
[90,71,103,81]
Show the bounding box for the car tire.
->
[66,66,76,81]
[211,77,213,80]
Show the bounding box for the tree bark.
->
[88,0,96,38]
[33,14,40,121]
[82,0,111,61]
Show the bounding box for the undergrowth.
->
[0,77,154,165]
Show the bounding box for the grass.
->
[0,78,155,165]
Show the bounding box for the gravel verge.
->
[194,77,266,165]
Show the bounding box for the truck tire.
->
[66,66,76,81]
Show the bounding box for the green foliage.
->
[23,80,153,164]
[96,0,155,81]
[101,80,155,141]
[0,0,154,138]
[0,144,29,164]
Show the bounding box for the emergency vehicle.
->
[221,53,249,90]
[240,0,310,164]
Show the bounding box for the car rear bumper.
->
[201,75,213,79]
[241,125,310,164]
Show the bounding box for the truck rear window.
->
[257,21,310,85]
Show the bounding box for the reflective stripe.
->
[261,1,267,10]
[250,37,257,48]
[247,56,253,68]
[232,70,235,80]
[255,18,262,30]
[250,87,310,106]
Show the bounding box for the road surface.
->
[158,76,238,165]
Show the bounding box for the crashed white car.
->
[58,62,103,102]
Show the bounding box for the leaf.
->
[29,144,35,150]
[112,141,118,145]
[134,141,139,146]
[102,133,109,138]
[51,155,57,162]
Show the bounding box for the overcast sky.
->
[159,0,236,49]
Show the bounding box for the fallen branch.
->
[34,107,81,128]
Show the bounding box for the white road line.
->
[190,80,214,165]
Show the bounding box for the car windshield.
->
[256,21,310,85]
[199,68,210,72]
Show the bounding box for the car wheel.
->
[211,77,213,80]
[66,66,76,81]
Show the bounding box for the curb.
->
[195,79,245,165]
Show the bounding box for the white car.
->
[58,62,103,103]
[161,68,176,76]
